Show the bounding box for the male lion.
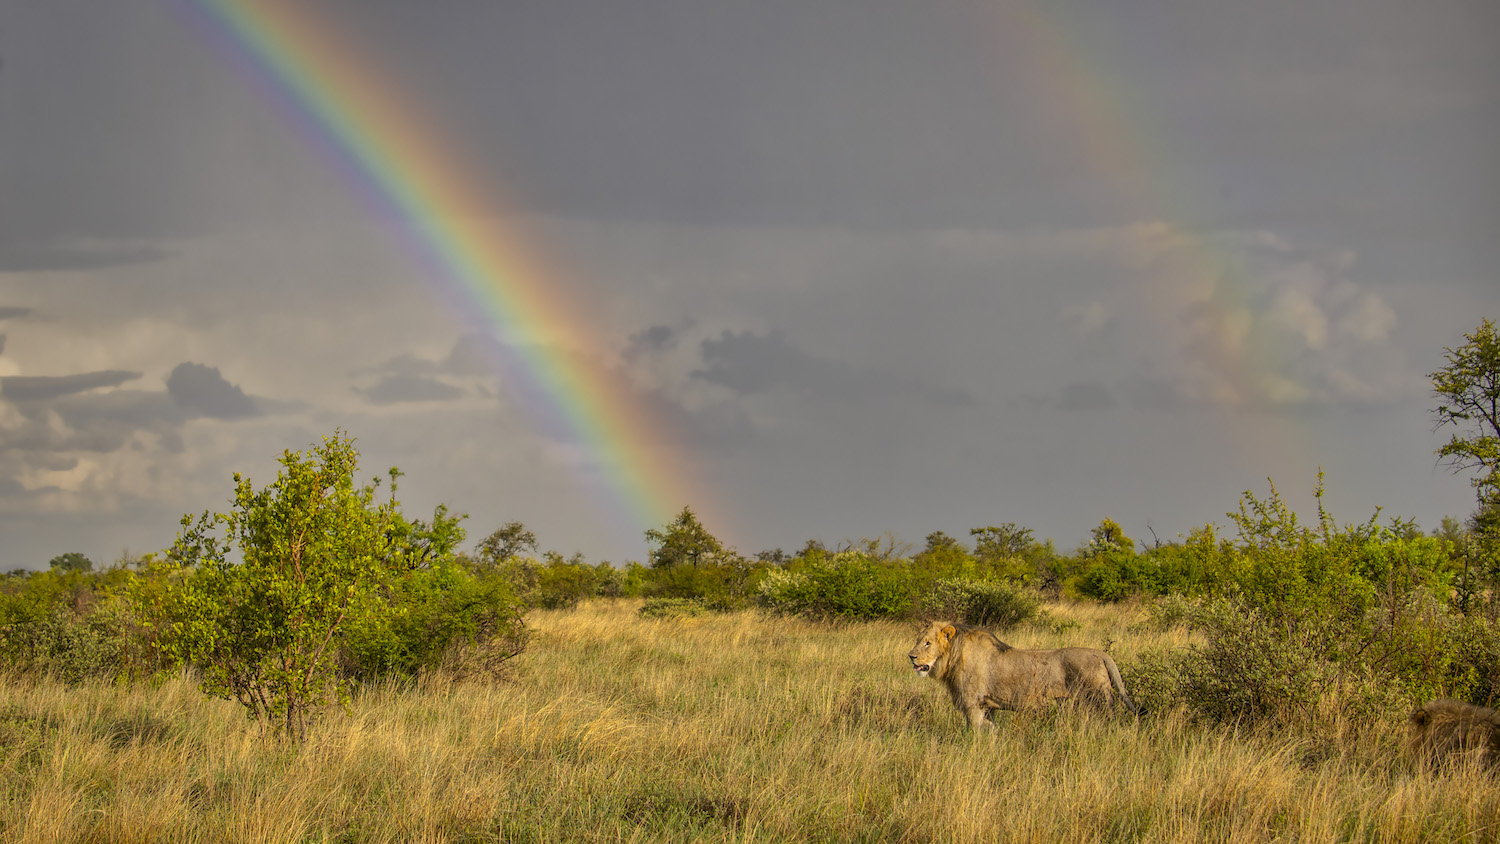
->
[907,620,1140,730]
[1409,698,1500,771]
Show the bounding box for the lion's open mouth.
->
[913,663,931,675]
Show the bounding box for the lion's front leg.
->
[963,703,993,730]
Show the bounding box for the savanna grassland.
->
[3,599,1496,844]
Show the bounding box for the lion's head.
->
[908,621,957,677]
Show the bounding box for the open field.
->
[2,599,1497,843]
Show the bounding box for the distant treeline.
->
[6,471,1499,733]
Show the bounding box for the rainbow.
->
[181,0,718,549]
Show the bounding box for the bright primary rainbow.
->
[185,0,711,546]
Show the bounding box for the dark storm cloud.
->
[354,373,466,406]
[0,308,34,321]
[0,371,142,401]
[0,389,184,456]
[165,363,258,419]
[304,0,1496,240]
[693,331,811,395]
[0,241,169,272]
[693,329,972,407]
[359,335,504,380]
[1128,378,1189,411]
[1,364,269,467]
[442,333,503,376]
[1056,383,1118,413]
[624,325,682,362]
[4,0,1496,249]
[359,352,440,379]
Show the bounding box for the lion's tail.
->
[1103,654,1144,716]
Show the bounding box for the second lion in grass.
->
[1409,698,1500,771]
[908,620,1141,730]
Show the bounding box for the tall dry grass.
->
[1,599,1495,843]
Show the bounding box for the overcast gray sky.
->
[0,0,1496,568]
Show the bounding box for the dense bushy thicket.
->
[0,566,134,684]
[1126,479,1500,729]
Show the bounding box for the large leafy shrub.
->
[756,551,916,622]
[920,578,1041,630]
[1132,595,1404,727]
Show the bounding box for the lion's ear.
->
[1411,709,1431,727]
[941,624,956,641]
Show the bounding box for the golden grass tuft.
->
[0,598,1495,842]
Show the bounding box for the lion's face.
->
[908,622,956,677]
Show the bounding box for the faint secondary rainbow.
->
[183,0,717,547]
[986,3,1314,472]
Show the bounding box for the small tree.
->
[971,523,1040,583]
[645,506,726,568]
[1431,317,1500,498]
[1087,518,1135,555]
[47,552,93,573]
[476,521,538,565]
[159,432,461,741]
[970,524,1035,560]
[1431,318,1500,616]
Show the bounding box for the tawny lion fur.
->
[1409,698,1500,770]
[907,620,1141,730]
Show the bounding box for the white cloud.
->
[1268,285,1328,350]
[1063,300,1114,339]
[1143,228,1413,409]
[1336,292,1397,343]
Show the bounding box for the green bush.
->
[340,561,529,684]
[500,555,643,610]
[1069,555,1136,602]
[638,597,710,619]
[921,578,1041,630]
[644,560,765,611]
[1133,595,1392,727]
[756,552,916,622]
[0,607,126,684]
[534,558,598,610]
[0,566,136,683]
[1137,588,1500,731]
[1365,590,1500,707]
